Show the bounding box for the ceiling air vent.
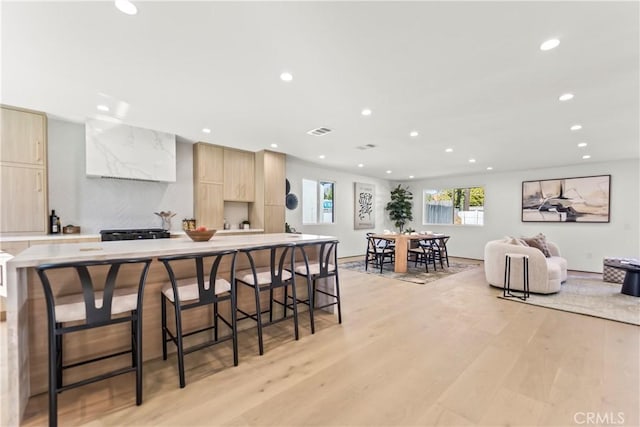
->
[307,127,333,136]
[356,143,377,150]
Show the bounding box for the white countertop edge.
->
[0,228,265,243]
[8,233,338,268]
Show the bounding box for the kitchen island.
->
[2,233,337,426]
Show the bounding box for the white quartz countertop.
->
[0,228,264,243]
[8,233,337,268]
[0,233,101,242]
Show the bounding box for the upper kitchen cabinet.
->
[0,106,46,166]
[193,142,224,183]
[0,106,48,234]
[263,151,286,206]
[223,148,255,202]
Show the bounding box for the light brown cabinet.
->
[193,143,225,229]
[0,107,45,166]
[223,148,255,202]
[0,106,48,234]
[1,166,47,233]
[195,183,224,229]
[194,143,223,183]
[250,150,286,233]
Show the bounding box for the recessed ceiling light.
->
[115,0,137,15]
[559,93,574,101]
[361,108,372,116]
[540,38,560,51]
[445,148,453,153]
[270,143,278,148]
[97,104,109,112]
[202,128,211,134]
[577,142,588,148]
[409,175,414,179]
[409,131,419,137]
[280,72,293,82]
[486,166,493,170]
[357,163,364,168]
[319,155,325,159]
[386,170,392,174]
[570,124,582,131]
[468,158,476,163]
[582,155,591,159]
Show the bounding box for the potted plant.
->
[385,184,413,233]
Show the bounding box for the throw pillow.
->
[506,236,528,246]
[521,233,551,257]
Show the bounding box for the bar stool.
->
[290,240,342,334]
[158,249,238,388]
[504,253,530,300]
[35,257,153,427]
[235,243,298,355]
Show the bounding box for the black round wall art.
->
[286,193,299,210]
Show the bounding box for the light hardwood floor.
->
[11,259,640,426]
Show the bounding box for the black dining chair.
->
[407,240,436,272]
[431,236,450,268]
[36,257,153,427]
[158,249,238,388]
[365,235,395,273]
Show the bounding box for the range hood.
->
[86,119,176,182]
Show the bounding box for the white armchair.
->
[484,238,568,294]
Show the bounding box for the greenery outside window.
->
[303,179,335,224]
[423,187,484,225]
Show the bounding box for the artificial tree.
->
[385,184,413,232]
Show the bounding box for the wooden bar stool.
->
[35,257,153,427]
[158,249,238,388]
[235,243,298,355]
[290,240,342,334]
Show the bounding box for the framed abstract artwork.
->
[522,175,611,222]
[354,182,375,229]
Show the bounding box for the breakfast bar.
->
[1,233,337,426]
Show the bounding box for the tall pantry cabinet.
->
[250,150,286,233]
[0,106,48,234]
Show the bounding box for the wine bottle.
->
[50,210,60,234]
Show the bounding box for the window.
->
[423,187,484,225]
[302,179,335,224]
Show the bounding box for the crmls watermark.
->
[574,412,625,425]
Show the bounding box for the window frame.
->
[422,186,485,226]
[302,178,335,225]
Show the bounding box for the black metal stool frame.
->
[236,243,298,355]
[289,240,342,334]
[503,253,530,301]
[158,249,238,388]
[36,257,152,427]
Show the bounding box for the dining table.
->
[371,233,450,273]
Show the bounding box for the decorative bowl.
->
[185,229,216,242]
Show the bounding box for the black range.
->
[100,228,170,241]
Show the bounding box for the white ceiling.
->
[2,1,638,180]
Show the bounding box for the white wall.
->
[48,118,193,233]
[397,159,639,272]
[285,157,394,257]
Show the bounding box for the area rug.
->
[340,257,482,285]
[498,274,640,326]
